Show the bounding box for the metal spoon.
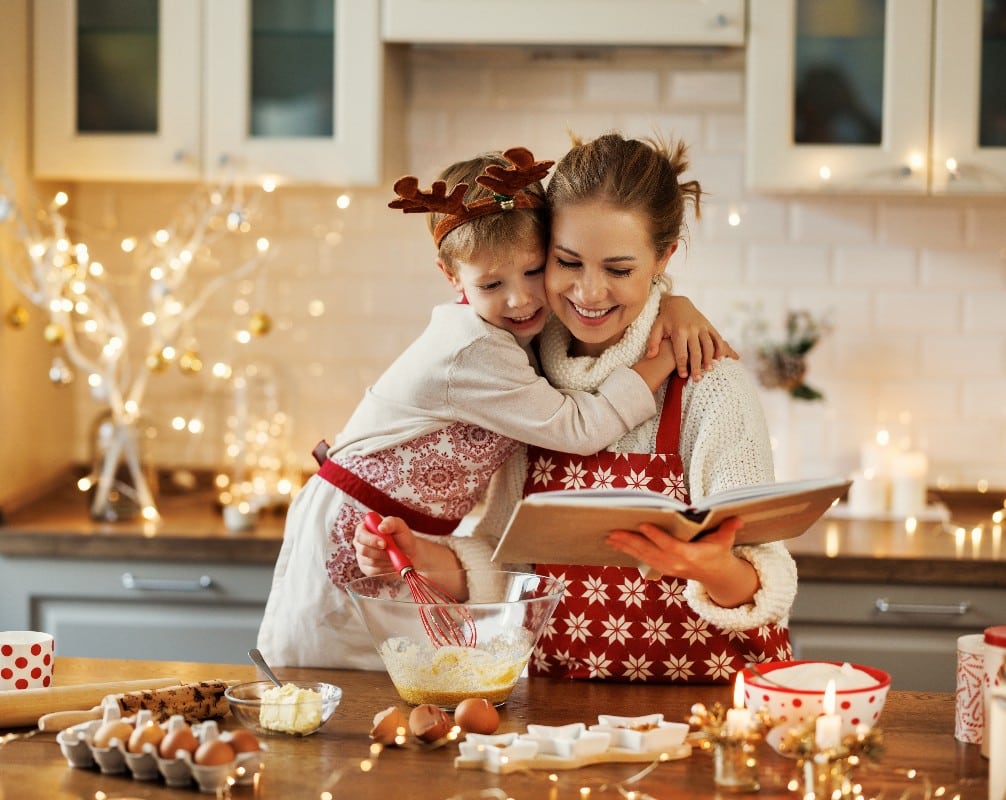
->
[744,661,789,688]
[248,647,283,688]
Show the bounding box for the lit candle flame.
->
[823,679,837,715]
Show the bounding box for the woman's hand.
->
[646,295,739,380]
[605,516,759,608]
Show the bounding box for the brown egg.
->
[454,697,500,735]
[408,703,453,743]
[221,729,260,753]
[195,738,236,766]
[127,720,165,753]
[370,705,409,746]
[159,725,199,759]
[92,719,134,749]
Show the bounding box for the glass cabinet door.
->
[34,0,202,181]
[746,0,933,193]
[204,0,381,185]
[931,0,1006,193]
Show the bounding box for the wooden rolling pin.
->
[0,677,179,730]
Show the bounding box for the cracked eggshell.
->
[409,704,452,743]
[370,706,409,746]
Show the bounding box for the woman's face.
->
[547,198,672,357]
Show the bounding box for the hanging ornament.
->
[145,350,170,373]
[48,356,74,385]
[178,350,203,375]
[248,311,272,337]
[43,322,65,344]
[5,304,29,329]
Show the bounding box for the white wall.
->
[44,46,1006,490]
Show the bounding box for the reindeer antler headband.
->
[389,147,554,248]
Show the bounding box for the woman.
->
[356,132,796,682]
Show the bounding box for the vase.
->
[88,410,159,522]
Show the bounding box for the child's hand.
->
[647,295,739,381]
[631,338,680,393]
[353,514,419,577]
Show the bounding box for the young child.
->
[257,147,734,669]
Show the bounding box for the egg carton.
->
[455,713,692,775]
[56,701,264,794]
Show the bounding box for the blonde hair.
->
[431,153,548,275]
[545,132,702,258]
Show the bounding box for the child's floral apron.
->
[526,376,791,683]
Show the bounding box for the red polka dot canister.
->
[0,631,55,690]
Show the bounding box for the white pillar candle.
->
[889,450,928,518]
[846,468,889,516]
[725,672,752,736]
[815,680,842,750]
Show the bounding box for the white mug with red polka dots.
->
[0,631,55,691]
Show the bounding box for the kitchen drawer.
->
[0,556,273,664]
[790,580,1004,692]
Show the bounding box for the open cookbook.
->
[492,476,851,570]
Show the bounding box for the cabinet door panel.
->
[381,0,745,46]
[204,0,382,185]
[746,0,933,193]
[931,0,1006,193]
[33,0,202,181]
[37,599,264,664]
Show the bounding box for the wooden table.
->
[0,658,990,799]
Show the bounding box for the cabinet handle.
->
[121,573,214,592]
[874,597,970,616]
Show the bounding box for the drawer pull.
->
[874,597,970,616]
[121,573,214,592]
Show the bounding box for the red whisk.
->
[363,512,477,648]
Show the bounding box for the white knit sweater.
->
[443,285,798,631]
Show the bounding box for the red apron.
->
[527,376,791,683]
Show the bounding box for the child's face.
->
[547,198,672,357]
[442,242,549,344]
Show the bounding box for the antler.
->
[388,176,469,215]
[477,147,554,196]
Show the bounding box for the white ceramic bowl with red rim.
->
[741,660,891,737]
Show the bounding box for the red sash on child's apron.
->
[527,376,791,683]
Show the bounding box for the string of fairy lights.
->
[0,167,278,521]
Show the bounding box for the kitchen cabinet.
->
[746,0,1006,194]
[0,554,273,664]
[381,0,745,46]
[33,0,382,185]
[789,580,1005,692]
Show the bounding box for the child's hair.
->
[545,132,702,258]
[431,153,548,275]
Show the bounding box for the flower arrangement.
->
[738,307,832,401]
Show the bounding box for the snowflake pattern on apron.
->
[527,376,792,683]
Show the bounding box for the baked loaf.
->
[115,680,230,722]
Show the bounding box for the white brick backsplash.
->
[920,334,1005,377]
[667,70,743,106]
[874,290,962,332]
[748,244,831,286]
[583,69,660,107]
[790,202,874,244]
[834,245,917,285]
[921,249,1006,288]
[879,203,967,250]
[48,46,1006,488]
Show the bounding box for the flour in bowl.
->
[760,662,879,690]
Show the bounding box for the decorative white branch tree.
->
[0,171,271,521]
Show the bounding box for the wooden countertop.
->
[2,478,1004,586]
[0,657,989,799]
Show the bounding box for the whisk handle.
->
[363,511,414,575]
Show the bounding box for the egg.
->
[195,738,236,766]
[408,703,453,743]
[369,705,409,746]
[159,725,199,759]
[221,729,261,753]
[92,719,134,749]
[127,720,165,753]
[454,697,500,735]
